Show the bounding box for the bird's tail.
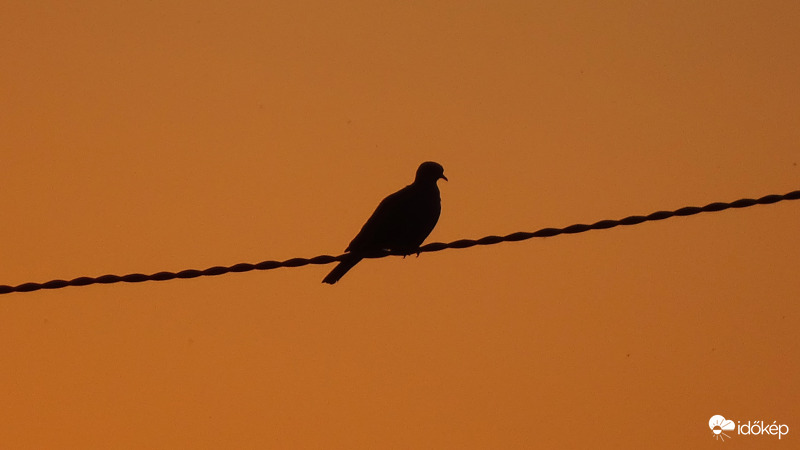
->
[322,255,362,284]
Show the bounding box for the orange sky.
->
[1,1,798,448]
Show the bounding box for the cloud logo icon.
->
[709,415,735,441]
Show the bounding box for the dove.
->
[322,161,447,284]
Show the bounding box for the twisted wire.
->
[1,189,798,295]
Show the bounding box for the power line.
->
[1,189,798,295]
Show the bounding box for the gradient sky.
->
[1,1,798,448]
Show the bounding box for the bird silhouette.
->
[322,161,447,284]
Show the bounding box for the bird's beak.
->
[441,174,448,182]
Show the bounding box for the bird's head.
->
[415,161,448,183]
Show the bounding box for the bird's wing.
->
[346,183,441,254]
[345,185,413,253]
